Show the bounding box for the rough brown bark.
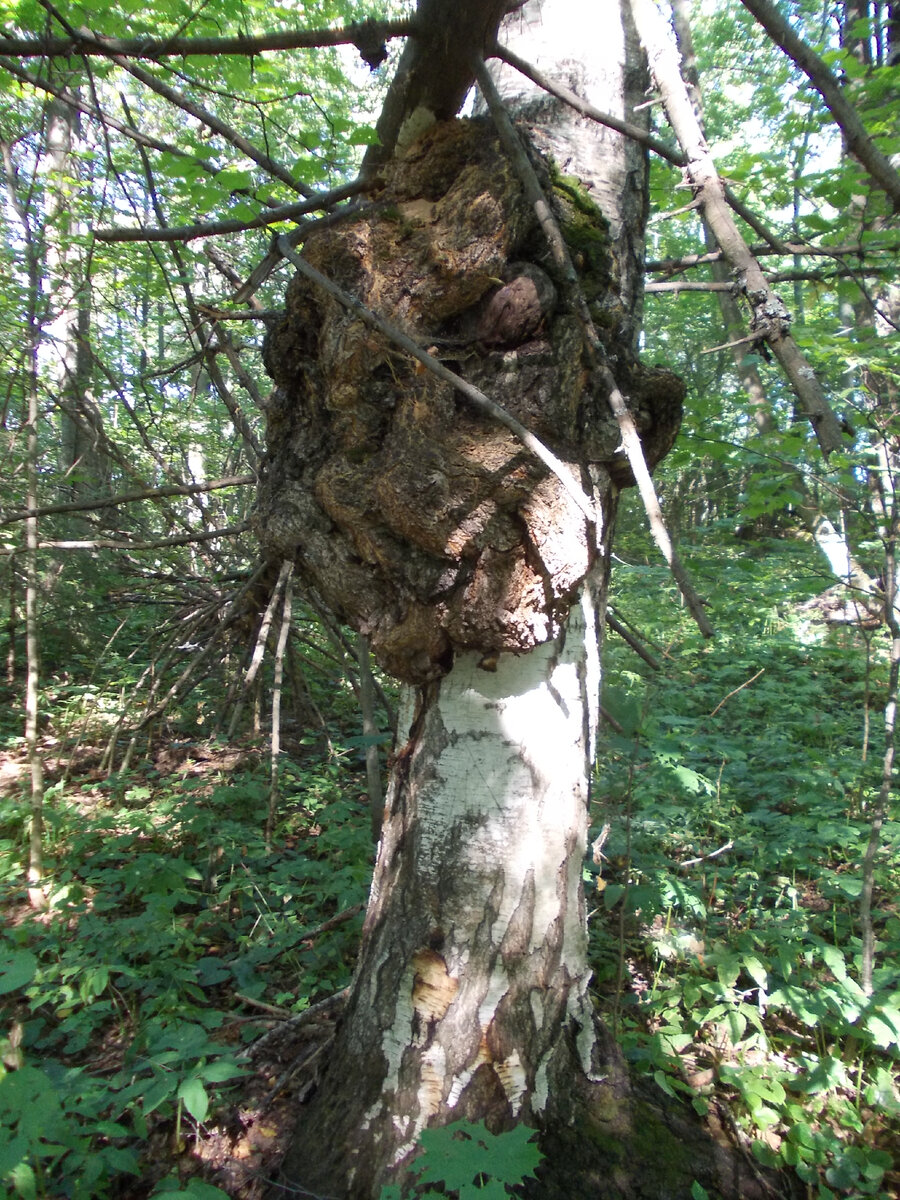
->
[255,118,680,684]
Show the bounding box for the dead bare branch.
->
[0,17,414,63]
[94,179,369,243]
[0,475,254,527]
[630,0,847,460]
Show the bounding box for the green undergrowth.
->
[1,530,899,1199]
[0,750,371,1198]
[592,529,900,1199]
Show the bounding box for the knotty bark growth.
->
[255,118,682,683]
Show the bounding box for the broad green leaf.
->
[742,955,767,990]
[820,944,846,981]
[178,1077,210,1124]
[0,951,37,996]
[863,1013,899,1049]
[9,1161,36,1200]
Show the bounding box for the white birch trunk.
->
[283,553,614,1197]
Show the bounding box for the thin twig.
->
[0,474,254,526]
[1,522,252,555]
[236,994,294,1018]
[679,840,734,869]
[245,987,350,1060]
[708,668,764,718]
[0,16,414,61]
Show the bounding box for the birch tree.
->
[252,2,737,1196]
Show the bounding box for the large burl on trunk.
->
[255,117,682,684]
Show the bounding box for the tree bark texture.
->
[282,593,611,1196]
[480,0,651,353]
[256,117,681,685]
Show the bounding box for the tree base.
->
[265,1012,794,1200]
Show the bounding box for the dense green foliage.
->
[595,533,899,1198]
[0,0,897,1195]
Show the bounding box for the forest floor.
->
[1,538,899,1199]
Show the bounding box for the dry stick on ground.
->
[739,0,900,212]
[605,611,661,671]
[266,564,294,850]
[473,55,715,639]
[273,236,599,526]
[243,987,352,1059]
[629,0,846,461]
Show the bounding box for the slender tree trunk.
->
[266,567,293,850]
[43,80,105,511]
[357,633,385,843]
[24,317,44,903]
[3,138,47,902]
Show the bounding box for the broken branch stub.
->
[255,118,683,682]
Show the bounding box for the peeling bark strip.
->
[255,118,681,683]
[282,597,608,1197]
